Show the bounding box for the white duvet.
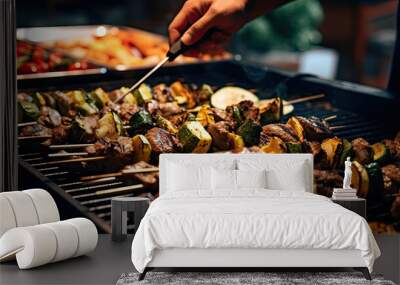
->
[131,190,380,273]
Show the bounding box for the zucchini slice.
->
[133,83,153,105]
[156,114,178,134]
[211,87,259,109]
[90,88,110,109]
[112,111,125,136]
[286,141,303,153]
[132,135,152,163]
[365,162,385,202]
[351,161,369,198]
[18,101,40,121]
[119,87,137,105]
[229,133,245,153]
[96,112,118,140]
[129,109,153,135]
[178,121,212,153]
[237,119,262,146]
[339,139,352,167]
[260,137,287,153]
[259,97,283,125]
[372,142,390,165]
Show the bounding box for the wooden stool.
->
[111,197,149,242]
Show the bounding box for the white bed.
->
[131,154,380,280]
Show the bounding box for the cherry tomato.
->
[18,62,39,74]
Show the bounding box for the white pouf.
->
[42,221,79,262]
[23,189,60,224]
[1,192,39,227]
[0,226,57,269]
[66,218,98,257]
[0,219,98,269]
[0,196,17,237]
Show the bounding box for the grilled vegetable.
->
[211,87,259,109]
[286,141,303,153]
[132,135,152,163]
[129,110,153,135]
[198,84,213,101]
[133,83,152,105]
[261,136,287,153]
[117,87,137,105]
[321,137,343,169]
[42,93,57,109]
[259,97,283,125]
[96,112,120,140]
[196,105,215,127]
[231,105,243,127]
[237,119,262,146]
[33,92,46,107]
[372,142,390,165]
[351,161,369,198]
[339,139,352,167]
[67,90,98,116]
[287,116,305,142]
[156,114,178,134]
[170,81,196,108]
[229,133,245,153]
[365,162,385,204]
[112,112,125,136]
[18,101,40,121]
[90,88,110,109]
[178,121,212,153]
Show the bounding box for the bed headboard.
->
[159,153,314,195]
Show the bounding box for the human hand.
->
[168,0,250,55]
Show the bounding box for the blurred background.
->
[16,0,398,88]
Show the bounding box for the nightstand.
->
[331,198,366,219]
[111,197,150,242]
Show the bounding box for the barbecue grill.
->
[17,60,400,233]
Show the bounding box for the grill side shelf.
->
[18,158,112,233]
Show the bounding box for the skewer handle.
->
[285,94,325,105]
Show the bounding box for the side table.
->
[111,197,150,242]
[332,197,366,219]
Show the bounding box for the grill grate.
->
[17,61,400,233]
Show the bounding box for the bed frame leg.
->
[138,268,148,281]
[354,267,371,280]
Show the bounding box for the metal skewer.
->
[285,94,325,105]
[18,122,37,127]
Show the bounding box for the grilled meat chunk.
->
[85,140,111,156]
[123,161,159,187]
[391,196,400,220]
[293,116,332,141]
[352,138,373,165]
[382,139,400,161]
[314,169,343,196]
[70,115,99,143]
[382,164,400,185]
[159,102,184,117]
[112,136,135,164]
[145,127,181,155]
[260,124,298,144]
[208,121,234,151]
[38,106,62,128]
[152,84,173,103]
[119,102,138,123]
[19,124,52,137]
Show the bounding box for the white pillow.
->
[238,158,309,192]
[211,168,236,190]
[168,163,211,191]
[265,162,307,191]
[236,169,267,189]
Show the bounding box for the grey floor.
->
[0,235,135,285]
[1,234,398,285]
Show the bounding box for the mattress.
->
[131,190,380,273]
